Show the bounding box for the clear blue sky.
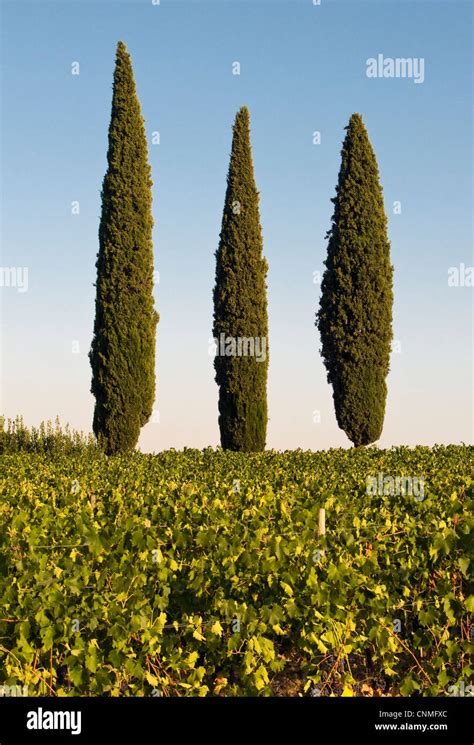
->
[1,0,472,451]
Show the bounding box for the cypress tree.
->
[213,107,269,451]
[317,113,393,447]
[90,41,158,455]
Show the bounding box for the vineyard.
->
[0,444,472,697]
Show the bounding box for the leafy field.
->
[0,445,472,696]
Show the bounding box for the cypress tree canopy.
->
[90,41,158,455]
[317,113,393,447]
[213,106,269,452]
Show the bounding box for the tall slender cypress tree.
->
[317,113,393,447]
[90,41,158,455]
[213,107,269,451]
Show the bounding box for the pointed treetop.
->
[233,106,251,132]
[338,112,381,186]
[348,112,363,126]
[114,41,133,77]
[345,113,369,139]
[236,105,250,119]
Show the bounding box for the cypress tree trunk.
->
[90,41,158,455]
[213,107,269,451]
[317,113,393,447]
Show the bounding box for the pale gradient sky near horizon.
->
[0,0,472,452]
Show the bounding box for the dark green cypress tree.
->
[90,41,158,455]
[317,113,393,447]
[213,107,269,451]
